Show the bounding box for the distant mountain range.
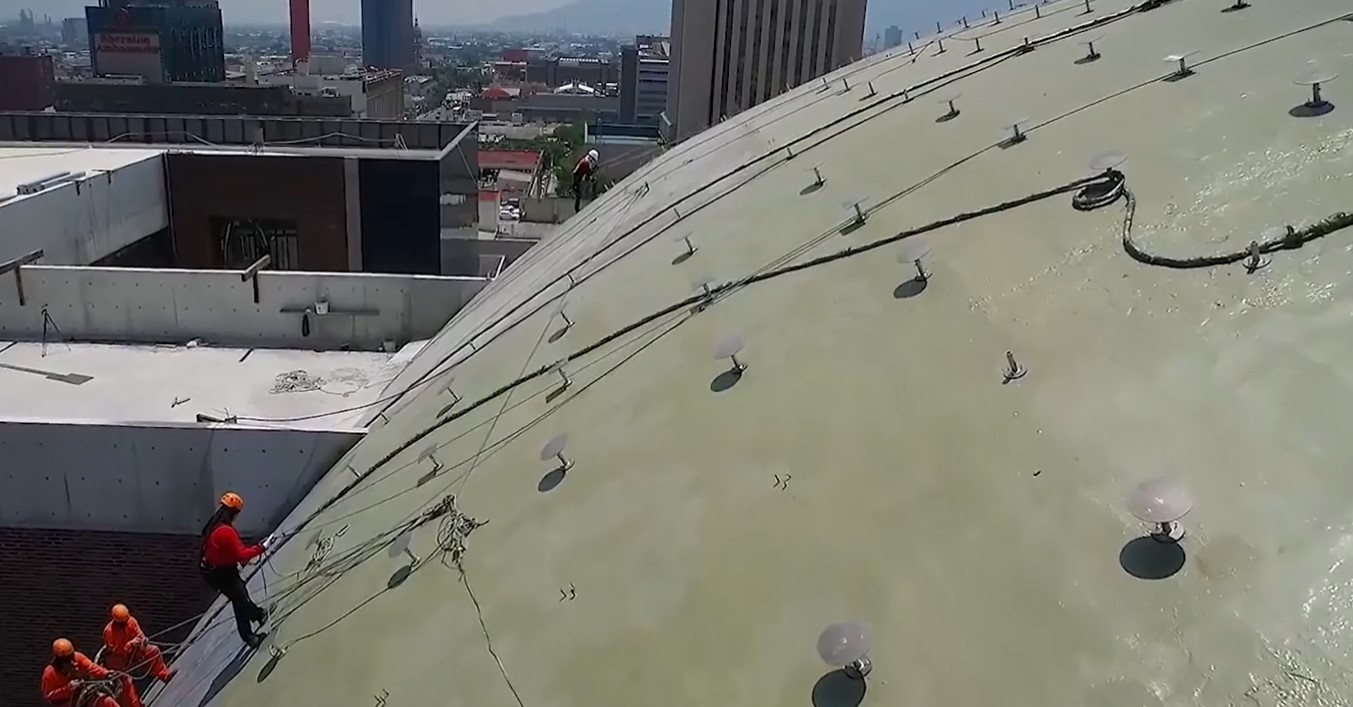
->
[478,0,670,35]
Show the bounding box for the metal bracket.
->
[240,254,271,304]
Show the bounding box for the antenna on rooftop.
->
[714,333,748,375]
[1089,150,1127,174]
[1127,477,1192,543]
[817,622,873,680]
[388,528,421,567]
[540,433,574,472]
[1002,350,1027,383]
[1164,51,1199,79]
[897,240,932,282]
[1078,35,1102,63]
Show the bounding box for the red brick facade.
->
[0,528,214,707]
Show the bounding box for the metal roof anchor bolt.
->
[444,383,461,406]
[714,334,748,376]
[1002,119,1030,147]
[1164,51,1198,80]
[810,165,826,187]
[972,37,983,53]
[556,307,574,333]
[388,530,421,569]
[865,81,877,98]
[541,433,574,473]
[936,37,946,54]
[1008,0,1016,9]
[962,16,970,28]
[1002,350,1027,383]
[938,93,962,121]
[1035,4,1042,18]
[839,77,851,94]
[785,145,796,160]
[550,360,572,390]
[676,234,697,260]
[1292,69,1337,117]
[268,644,286,660]
[993,10,1002,25]
[1224,0,1250,11]
[1244,240,1271,273]
[1078,36,1102,63]
[1081,0,1093,14]
[842,198,868,230]
[907,41,915,55]
[818,622,874,681]
[898,241,932,283]
[1128,477,1192,544]
[936,20,943,32]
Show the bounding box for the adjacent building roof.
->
[0,146,162,206]
[151,1,1353,706]
[478,149,543,172]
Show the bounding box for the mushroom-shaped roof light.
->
[816,622,873,666]
[1127,478,1193,524]
[1089,150,1127,173]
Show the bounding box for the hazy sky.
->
[2,0,1004,35]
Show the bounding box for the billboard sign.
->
[94,32,164,82]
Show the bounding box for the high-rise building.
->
[883,24,903,50]
[0,53,55,110]
[62,17,90,46]
[666,0,866,142]
[361,0,415,71]
[620,36,670,126]
[85,1,225,83]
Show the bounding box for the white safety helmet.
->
[587,149,600,162]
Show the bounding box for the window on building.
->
[213,217,301,270]
[763,0,778,102]
[794,0,812,86]
[824,0,837,71]
[733,0,751,111]
[808,0,824,79]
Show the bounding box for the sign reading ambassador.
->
[93,32,164,81]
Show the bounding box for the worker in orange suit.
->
[103,603,175,684]
[42,638,119,707]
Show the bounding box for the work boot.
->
[244,633,263,649]
[157,668,177,684]
[254,605,269,625]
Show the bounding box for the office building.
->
[361,0,415,71]
[85,0,225,83]
[620,35,671,126]
[62,17,90,47]
[666,0,866,141]
[884,24,903,49]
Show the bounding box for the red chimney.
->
[289,0,311,67]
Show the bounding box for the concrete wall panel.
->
[0,420,364,537]
[0,151,168,266]
[0,265,489,350]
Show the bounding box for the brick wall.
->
[0,528,215,707]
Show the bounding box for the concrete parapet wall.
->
[521,196,580,224]
[0,420,363,537]
[0,266,489,350]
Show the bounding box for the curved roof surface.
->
[154,1,1353,706]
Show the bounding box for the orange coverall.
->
[41,653,119,707]
[103,617,171,681]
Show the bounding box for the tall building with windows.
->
[361,0,415,71]
[620,36,670,126]
[85,0,225,83]
[665,0,866,142]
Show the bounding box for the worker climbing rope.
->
[42,638,121,707]
[102,603,176,692]
[199,492,272,648]
[572,148,600,213]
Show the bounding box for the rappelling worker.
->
[42,638,119,707]
[103,604,175,684]
[572,148,600,212]
[200,492,271,648]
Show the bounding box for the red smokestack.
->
[289,0,311,67]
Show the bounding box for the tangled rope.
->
[271,370,323,394]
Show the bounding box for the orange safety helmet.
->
[52,638,74,658]
[219,492,244,511]
[111,604,131,623]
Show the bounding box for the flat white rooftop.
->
[0,340,396,431]
[0,140,443,161]
[0,146,164,206]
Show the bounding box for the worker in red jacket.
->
[42,639,119,707]
[200,492,271,648]
[103,603,175,684]
[572,148,600,212]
